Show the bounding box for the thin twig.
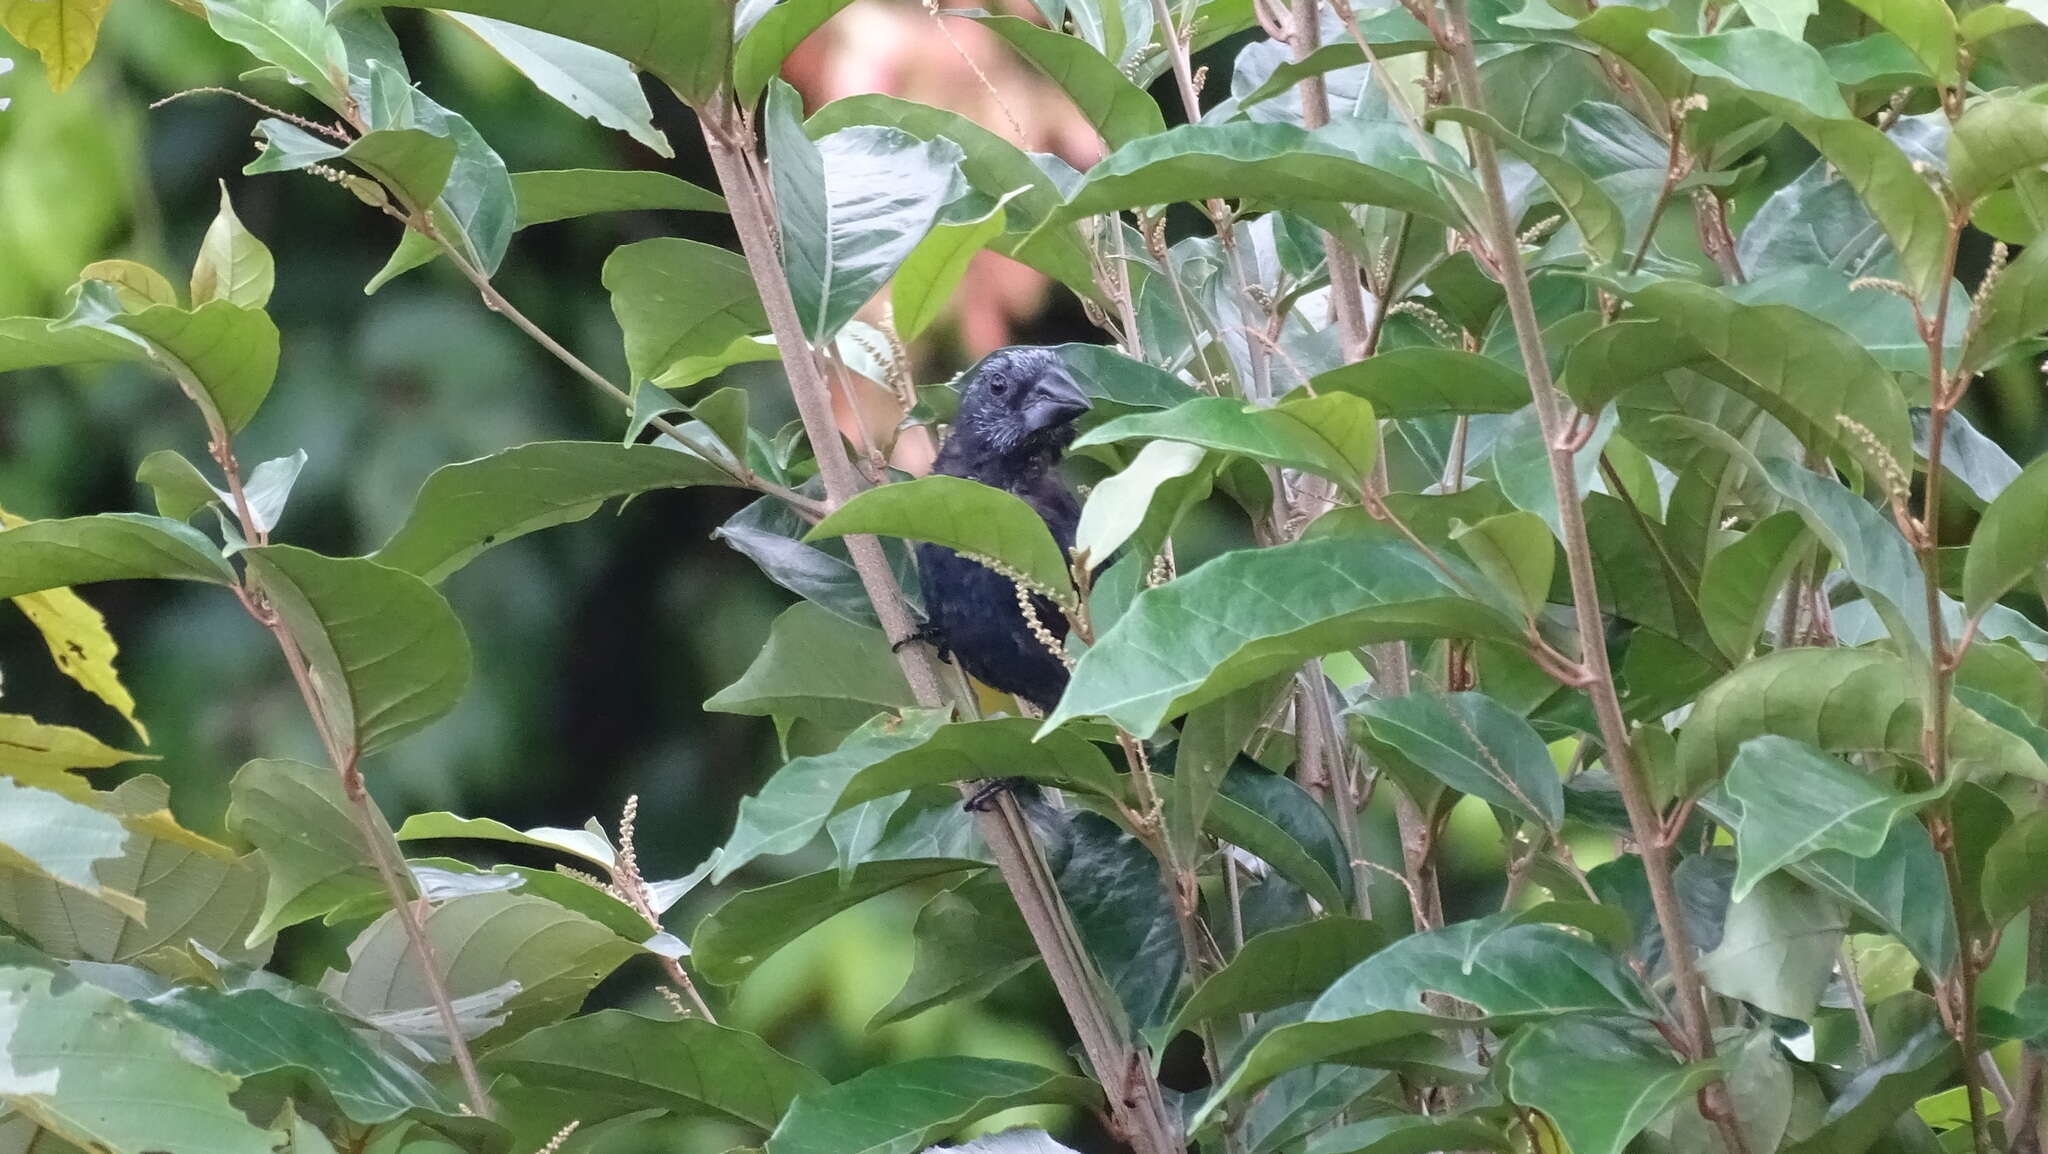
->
[207,423,492,1117]
[419,220,828,520]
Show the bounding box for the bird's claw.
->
[963,777,1028,812]
[892,625,951,663]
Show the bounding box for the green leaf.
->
[334,0,731,106]
[765,1058,1100,1154]
[1782,1019,1955,1154]
[1965,229,2048,375]
[515,169,724,224]
[1304,1116,1513,1154]
[129,451,213,520]
[200,0,348,111]
[807,474,1075,601]
[1480,404,1617,544]
[1053,812,1185,1029]
[1836,0,1959,82]
[1164,677,1285,870]
[1699,872,1847,1018]
[1433,107,1625,264]
[713,713,1122,880]
[705,601,915,727]
[1072,439,1211,569]
[1948,96,2048,206]
[0,778,134,915]
[1502,1016,1723,1154]
[803,95,1100,302]
[693,859,985,985]
[0,965,283,1154]
[375,441,735,583]
[394,812,617,869]
[324,891,640,1038]
[1347,692,1564,830]
[1199,915,1655,1115]
[1646,55,1950,301]
[227,758,398,940]
[1788,815,1957,975]
[95,297,278,435]
[872,873,1035,1028]
[1960,3,2043,39]
[891,192,1013,341]
[1205,763,1353,913]
[0,777,267,966]
[374,164,718,291]
[1052,343,1201,413]
[189,183,274,309]
[1672,1029,1794,1154]
[1720,736,1940,901]
[1450,511,1553,619]
[716,498,890,628]
[242,546,470,762]
[1650,27,1851,118]
[129,984,456,1123]
[445,13,673,158]
[1749,457,1936,660]
[1736,0,1817,38]
[602,237,769,388]
[0,514,235,597]
[1056,121,1463,227]
[734,0,859,104]
[1044,536,1520,737]
[1306,348,1531,418]
[1675,647,2048,792]
[961,13,1165,147]
[1981,810,2048,928]
[482,1010,825,1130]
[1699,511,1808,661]
[1963,451,2048,617]
[1169,917,1386,1039]
[769,83,967,342]
[1621,280,1912,480]
[405,858,661,946]
[247,122,457,215]
[1074,392,1379,496]
[1731,265,1966,375]
[78,260,179,311]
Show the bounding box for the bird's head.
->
[948,346,1093,462]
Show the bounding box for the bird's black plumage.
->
[914,346,1091,712]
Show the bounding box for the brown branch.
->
[1915,201,1992,1154]
[1435,2,1747,1148]
[692,97,1185,1154]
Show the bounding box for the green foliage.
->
[8,0,2048,1149]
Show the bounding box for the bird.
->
[906,345,1092,715]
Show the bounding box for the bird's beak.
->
[1022,368,1091,434]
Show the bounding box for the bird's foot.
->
[963,777,1030,812]
[892,624,949,662]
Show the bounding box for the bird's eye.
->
[990,381,1009,397]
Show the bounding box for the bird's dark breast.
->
[915,542,1072,711]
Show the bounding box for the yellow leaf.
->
[0,715,229,859]
[80,258,180,311]
[0,712,146,774]
[0,0,115,92]
[0,507,149,740]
